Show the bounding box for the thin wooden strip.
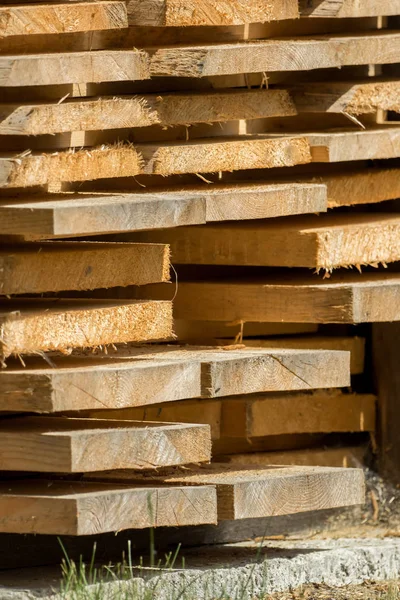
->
[318,168,400,208]
[110,345,351,397]
[0,299,172,360]
[299,0,400,17]
[0,192,206,239]
[0,242,170,295]
[139,272,400,323]
[220,446,368,468]
[241,335,365,375]
[0,89,296,136]
[0,356,201,413]
[0,417,211,472]
[148,31,400,78]
[0,2,128,37]
[291,79,400,115]
[90,464,365,520]
[0,480,217,535]
[0,182,326,240]
[135,212,400,271]
[220,390,376,438]
[0,145,143,188]
[127,0,299,26]
[307,128,400,162]
[0,50,149,87]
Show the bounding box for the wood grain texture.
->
[0,50,149,87]
[220,390,376,438]
[85,399,222,439]
[308,128,400,162]
[0,89,296,136]
[0,182,326,240]
[318,168,400,208]
[149,32,400,78]
[144,272,400,324]
[0,355,201,413]
[0,2,128,37]
[0,480,217,534]
[0,242,169,295]
[221,446,368,468]
[109,345,351,397]
[174,321,318,344]
[291,79,400,115]
[127,0,299,26]
[0,299,172,361]
[91,464,365,520]
[0,417,211,472]
[0,192,206,239]
[299,0,400,17]
[143,213,400,271]
[242,336,365,375]
[137,136,311,176]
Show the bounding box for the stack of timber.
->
[12,0,400,549]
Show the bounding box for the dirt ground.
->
[267,581,400,599]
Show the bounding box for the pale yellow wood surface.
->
[0,417,211,472]
[318,168,400,208]
[0,50,149,87]
[242,336,365,375]
[142,272,400,323]
[0,242,169,295]
[0,90,296,136]
[0,192,206,239]
[221,446,368,468]
[299,0,400,17]
[291,79,400,115]
[85,399,222,439]
[0,480,217,534]
[149,32,400,78]
[0,2,128,37]
[0,356,201,413]
[308,128,400,162]
[140,213,400,271]
[91,464,365,520]
[0,300,172,360]
[127,0,299,26]
[110,345,350,397]
[220,390,376,438]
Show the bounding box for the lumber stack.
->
[10,0,400,546]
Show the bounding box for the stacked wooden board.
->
[10,0,400,545]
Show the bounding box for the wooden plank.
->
[319,168,400,208]
[137,136,311,176]
[221,446,368,468]
[0,242,169,295]
[139,213,400,271]
[148,31,400,78]
[0,417,211,472]
[0,2,128,37]
[299,0,400,17]
[0,480,217,535]
[0,192,206,239]
[114,345,351,397]
[0,146,143,189]
[241,336,365,375]
[175,321,319,344]
[0,356,201,413]
[0,89,296,136]
[126,0,299,26]
[0,50,149,87]
[0,182,325,240]
[0,299,172,361]
[84,399,222,439]
[144,272,400,323]
[308,128,400,162]
[91,464,365,520]
[372,323,400,482]
[291,79,400,115]
[220,390,376,438]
